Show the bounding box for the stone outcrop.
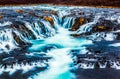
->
[71,40,120,69]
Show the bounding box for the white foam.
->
[109,43,120,47]
[104,33,116,41]
[0,21,12,26]
[0,62,47,75]
[32,48,75,79]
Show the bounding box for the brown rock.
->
[79,17,85,25]
[16,9,24,13]
[12,32,26,45]
[0,15,3,19]
[71,17,85,31]
[97,26,106,31]
[44,16,54,25]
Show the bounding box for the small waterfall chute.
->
[63,17,75,29]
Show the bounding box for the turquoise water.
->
[28,26,92,79]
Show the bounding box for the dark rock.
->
[5,45,10,50]
[11,21,36,40]
[72,40,120,69]
[70,17,85,31]
[94,62,100,69]
[12,32,28,46]
[74,68,120,79]
[106,61,111,68]
[2,57,16,65]
[91,18,116,32]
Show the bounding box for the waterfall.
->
[76,14,102,34]
[0,15,59,52]
[0,5,120,79]
[63,17,75,28]
[32,48,74,79]
[0,29,17,53]
[28,18,92,79]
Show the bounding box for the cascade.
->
[0,5,120,79]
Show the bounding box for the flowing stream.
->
[28,22,92,79]
[0,4,119,79]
